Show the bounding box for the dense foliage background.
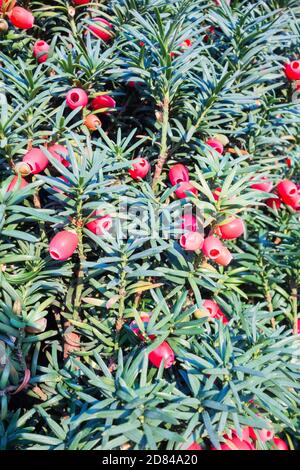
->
[0,0,300,451]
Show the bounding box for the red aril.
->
[33,40,50,63]
[272,437,289,450]
[169,163,189,186]
[128,158,150,179]
[206,138,224,154]
[284,61,300,81]
[48,144,70,168]
[84,114,101,130]
[148,341,175,369]
[66,88,88,110]
[217,218,244,240]
[49,231,78,261]
[86,213,112,236]
[91,95,116,111]
[180,231,204,251]
[22,148,49,174]
[7,175,28,192]
[175,182,198,199]
[88,17,113,42]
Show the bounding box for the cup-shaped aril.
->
[26,318,47,334]
[7,175,28,192]
[273,438,289,451]
[277,179,298,205]
[206,138,224,154]
[202,236,224,259]
[169,163,189,186]
[181,213,197,232]
[180,231,204,251]
[22,148,49,174]
[88,17,113,42]
[215,437,255,451]
[250,176,273,192]
[33,40,49,63]
[202,299,229,324]
[148,341,175,369]
[73,0,90,4]
[84,114,101,130]
[91,94,116,111]
[86,214,112,236]
[66,88,88,110]
[175,182,198,199]
[129,313,156,341]
[128,158,150,179]
[217,218,244,240]
[215,246,233,266]
[9,7,34,29]
[248,426,274,443]
[284,61,300,81]
[49,231,78,261]
[266,197,281,209]
[48,144,70,167]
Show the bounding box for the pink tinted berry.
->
[85,213,112,236]
[9,7,34,29]
[66,88,88,110]
[284,61,300,81]
[48,144,70,168]
[33,40,50,63]
[181,213,198,232]
[202,299,228,324]
[88,17,113,42]
[91,95,116,111]
[49,231,78,261]
[248,427,274,443]
[250,176,273,192]
[7,175,28,192]
[201,236,224,259]
[148,341,175,369]
[180,231,204,251]
[22,148,49,174]
[128,158,150,179]
[175,182,198,199]
[169,163,189,186]
[273,438,289,451]
[215,246,233,266]
[217,437,255,451]
[207,138,224,154]
[217,218,244,240]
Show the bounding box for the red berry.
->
[284,61,300,81]
[215,436,255,451]
[66,88,88,110]
[86,212,112,236]
[175,182,198,199]
[49,231,78,261]
[212,187,222,201]
[8,6,34,29]
[148,341,175,369]
[129,313,156,341]
[128,158,150,179]
[202,236,232,266]
[88,17,113,42]
[277,179,299,206]
[248,427,274,443]
[7,175,28,192]
[217,218,244,240]
[181,213,198,232]
[33,40,50,63]
[22,148,49,174]
[202,299,228,324]
[169,163,189,186]
[91,95,116,111]
[266,197,281,209]
[187,443,202,450]
[273,438,289,451]
[206,138,224,154]
[250,176,273,192]
[48,144,70,168]
[286,157,292,167]
[180,231,204,251]
[73,0,90,4]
